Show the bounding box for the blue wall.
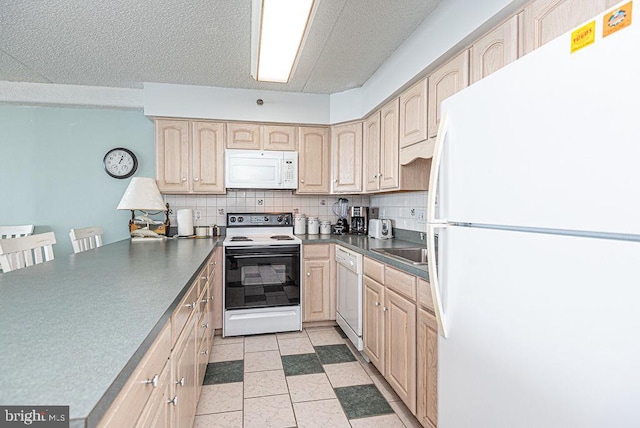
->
[0,105,155,257]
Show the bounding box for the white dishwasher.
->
[335,245,364,350]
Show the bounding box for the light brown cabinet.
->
[417,307,438,428]
[522,0,618,54]
[135,363,171,428]
[171,317,198,428]
[302,244,335,322]
[156,119,225,194]
[363,257,417,414]
[379,99,400,190]
[331,121,363,193]
[210,247,223,331]
[470,16,519,84]
[226,123,297,150]
[297,127,331,194]
[363,111,381,192]
[428,50,469,140]
[399,78,428,148]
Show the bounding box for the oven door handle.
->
[229,254,296,259]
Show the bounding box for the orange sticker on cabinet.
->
[603,1,633,37]
[571,21,596,53]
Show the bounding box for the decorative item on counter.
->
[320,221,332,235]
[116,177,169,240]
[294,214,306,234]
[209,224,219,237]
[195,226,209,237]
[177,209,195,237]
[307,217,319,234]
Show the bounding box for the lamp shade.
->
[116,177,167,211]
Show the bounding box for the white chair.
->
[0,225,34,239]
[0,232,56,273]
[69,226,104,253]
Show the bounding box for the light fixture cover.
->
[251,0,315,83]
[116,177,167,211]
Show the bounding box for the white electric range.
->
[222,213,302,336]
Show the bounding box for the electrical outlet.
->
[194,210,202,221]
[416,209,426,223]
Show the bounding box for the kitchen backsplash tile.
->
[369,191,427,232]
[164,192,370,227]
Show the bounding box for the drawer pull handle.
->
[176,377,185,387]
[168,396,178,406]
[143,374,159,388]
[202,322,209,329]
[382,306,388,312]
[185,302,196,309]
[201,298,208,304]
[201,349,208,355]
[374,302,380,306]
[201,276,207,281]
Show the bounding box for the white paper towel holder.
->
[177,209,195,237]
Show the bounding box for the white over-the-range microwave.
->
[224,149,298,189]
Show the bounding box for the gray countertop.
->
[0,237,219,427]
[298,234,430,281]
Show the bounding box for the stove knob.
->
[277,216,283,223]
[264,216,269,222]
[229,216,236,223]
[237,216,244,223]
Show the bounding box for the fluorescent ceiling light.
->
[251,0,316,83]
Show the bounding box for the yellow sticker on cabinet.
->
[603,1,633,38]
[571,21,596,53]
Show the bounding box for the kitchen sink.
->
[371,247,429,266]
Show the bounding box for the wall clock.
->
[103,147,138,179]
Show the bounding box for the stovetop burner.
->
[271,235,294,240]
[230,236,252,241]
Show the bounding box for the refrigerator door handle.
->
[427,111,450,226]
[427,223,448,338]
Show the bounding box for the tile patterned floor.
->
[195,326,422,428]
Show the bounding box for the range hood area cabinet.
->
[155,119,226,194]
[226,122,297,151]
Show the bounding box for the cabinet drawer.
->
[364,257,385,284]
[385,265,417,301]
[99,324,171,428]
[172,280,199,345]
[304,244,330,259]
[417,278,434,313]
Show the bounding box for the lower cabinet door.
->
[363,276,385,375]
[303,259,331,322]
[417,308,438,428]
[384,288,417,414]
[172,318,198,428]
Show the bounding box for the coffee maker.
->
[349,206,369,234]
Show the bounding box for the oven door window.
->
[225,245,300,310]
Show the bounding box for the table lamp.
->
[116,177,170,238]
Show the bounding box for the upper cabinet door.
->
[379,98,400,190]
[428,50,469,139]
[226,123,261,149]
[399,78,428,148]
[364,111,381,192]
[156,119,190,193]
[263,125,297,151]
[522,0,611,54]
[298,127,330,194]
[191,122,225,194]
[331,122,363,193]
[470,16,519,84]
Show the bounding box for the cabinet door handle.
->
[176,377,185,386]
[374,301,380,306]
[306,272,311,277]
[167,396,178,406]
[194,177,199,182]
[334,179,338,183]
[201,349,208,355]
[300,179,305,183]
[143,374,159,388]
[185,302,196,309]
[182,177,187,182]
[201,276,207,281]
[382,306,388,312]
[202,322,209,329]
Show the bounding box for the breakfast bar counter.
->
[0,238,218,427]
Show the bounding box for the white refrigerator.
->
[426,3,640,427]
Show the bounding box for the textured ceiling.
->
[0,0,441,94]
